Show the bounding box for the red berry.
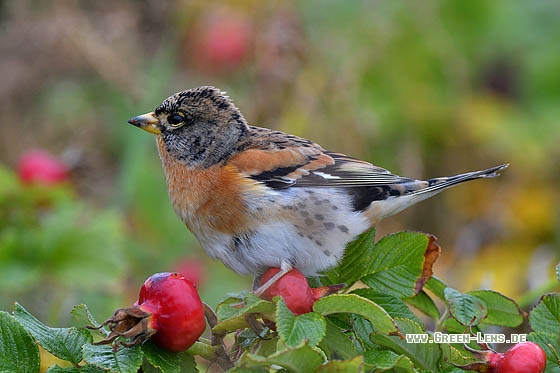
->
[492,342,546,373]
[260,268,315,315]
[18,150,69,185]
[138,272,206,352]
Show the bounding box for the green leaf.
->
[405,290,441,321]
[361,232,433,298]
[240,342,323,372]
[467,290,523,327]
[0,311,40,373]
[71,304,106,335]
[313,294,399,335]
[82,344,143,373]
[370,318,441,371]
[276,299,326,348]
[13,302,92,364]
[251,332,278,357]
[441,317,469,334]
[80,366,108,373]
[316,355,365,372]
[323,227,376,286]
[351,315,377,352]
[353,288,421,324]
[440,343,477,367]
[444,288,487,326]
[529,293,560,334]
[363,350,416,372]
[142,341,197,373]
[425,277,447,300]
[214,293,275,333]
[318,318,357,360]
[46,366,80,373]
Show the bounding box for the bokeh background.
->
[1,0,559,332]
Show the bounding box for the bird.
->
[128,86,508,293]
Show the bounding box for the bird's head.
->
[128,86,249,167]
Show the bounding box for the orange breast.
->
[156,137,262,234]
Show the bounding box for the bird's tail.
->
[417,164,509,195]
[365,164,509,223]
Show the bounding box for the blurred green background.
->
[1,0,559,330]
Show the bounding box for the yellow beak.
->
[128,112,161,134]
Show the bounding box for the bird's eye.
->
[167,113,184,127]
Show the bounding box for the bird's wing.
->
[228,127,413,189]
[290,152,414,187]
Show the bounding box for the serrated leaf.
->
[0,311,40,373]
[352,315,377,352]
[323,227,376,286]
[142,341,197,373]
[214,293,275,333]
[444,288,487,327]
[370,318,441,371]
[528,331,560,371]
[276,299,326,348]
[468,290,523,327]
[405,290,441,321]
[71,304,106,336]
[529,293,560,335]
[353,289,421,324]
[46,366,80,373]
[316,355,365,372]
[319,318,357,360]
[313,294,399,335]
[140,361,161,373]
[361,232,436,298]
[241,342,323,372]
[13,303,92,364]
[363,350,416,372]
[415,234,440,293]
[82,344,143,373]
[80,366,107,373]
[440,344,477,367]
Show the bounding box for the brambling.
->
[128,86,508,292]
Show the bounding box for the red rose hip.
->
[138,272,206,351]
[492,342,546,373]
[259,268,345,316]
[260,268,315,315]
[96,272,206,352]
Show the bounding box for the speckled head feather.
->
[153,86,250,167]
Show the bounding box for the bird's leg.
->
[253,262,293,297]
